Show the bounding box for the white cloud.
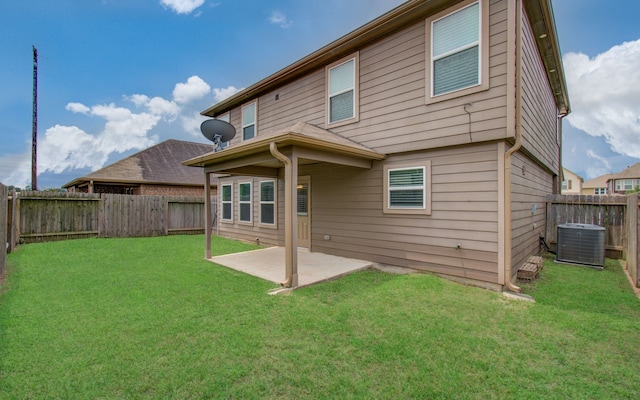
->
[269,11,293,29]
[160,0,205,14]
[66,102,90,114]
[173,75,211,104]
[0,153,30,188]
[181,111,208,137]
[564,39,640,159]
[127,95,180,121]
[212,86,242,103]
[37,103,160,175]
[0,76,244,188]
[584,149,612,179]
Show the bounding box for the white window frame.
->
[326,52,360,128]
[425,0,489,104]
[383,160,432,215]
[595,188,606,195]
[221,183,233,223]
[238,181,253,224]
[259,180,277,227]
[218,112,230,149]
[241,101,257,141]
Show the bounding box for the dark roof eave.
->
[525,0,571,115]
[200,0,452,117]
[63,178,215,188]
[183,133,386,168]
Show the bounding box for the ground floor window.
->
[260,180,276,225]
[239,182,252,223]
[221,183,232,222]
[383,160,431,215]
[594,187,607,195]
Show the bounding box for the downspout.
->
[503,0,523,293]
[269,142,294,287]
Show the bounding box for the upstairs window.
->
[242,102,256,140]
[326,53,359,127]
[426,0,488,103]
[218,112,230,149]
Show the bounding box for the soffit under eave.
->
[525,0,571,115]
[184,131,385,168]
[201,144,383,176]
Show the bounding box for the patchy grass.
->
[1,237,639,399]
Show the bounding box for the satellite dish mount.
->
[200,119,236,152]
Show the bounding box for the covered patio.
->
[184,121,386,288]
[209,246,372,288]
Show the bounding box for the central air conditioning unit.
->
[556,223,605,269]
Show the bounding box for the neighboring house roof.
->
[63,139,215,188]
[583,174,613,189]
[611,162,640,180]
[201,0,569,118]
[562,167,583,182]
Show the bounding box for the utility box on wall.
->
[556,223,606,269]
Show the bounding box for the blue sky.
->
[1,0,639,188]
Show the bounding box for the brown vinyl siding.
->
[510,151,553,272]
[520,5,560,172]
[200,0,567,287]
[308,142,500,283]
[217,174,285,246]
[218,0,509,157]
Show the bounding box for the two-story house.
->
[185,0,570,292]
[608,163,640,194]
[560,167,583,195]
[582,174,612,195]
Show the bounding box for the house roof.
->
[562,167,583,182]
[201,0,569,118]
[612,163,640,180]
[183,121,386,171]
[63,139,215,188]
[583,174,613,189]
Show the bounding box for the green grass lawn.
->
[1,236,639,399]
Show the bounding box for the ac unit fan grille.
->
[556,223,605,268]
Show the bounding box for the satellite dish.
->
[200,119,236,151]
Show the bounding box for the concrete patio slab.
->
[208,247,372,288]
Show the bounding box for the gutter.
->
[503,0,524,293]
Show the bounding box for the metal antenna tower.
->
[32,46,38,191]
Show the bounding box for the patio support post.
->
[204,171,212,259]
[270,142,298,287]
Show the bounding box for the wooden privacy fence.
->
[0,183,7,277]
[7,191,216,247]
[546,194,639,287]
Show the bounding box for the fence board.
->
[0,183,7,277]
[627,194,639,286]
[12,192,216,243]
[546,195,629,259]
[17,191,100,243]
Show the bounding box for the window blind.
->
[329,59,354,94]
[330,90,354,123]
[389,168,424,208]
[433,46,479,95]
[297,184,308,215]
[432,3,479,57]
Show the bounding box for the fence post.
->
[627,193,639,287]
[1,183,7,277]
